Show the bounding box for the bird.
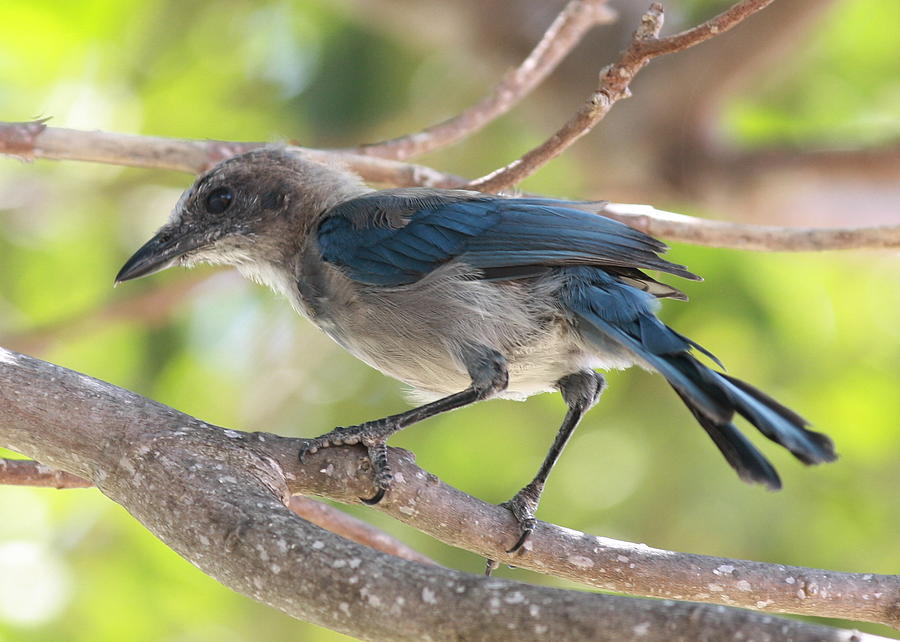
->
[116,147,837,563]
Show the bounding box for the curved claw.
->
[500,488,540,554]
[483,485,542,571]
[506,521,534,554]
[360,487,386,505]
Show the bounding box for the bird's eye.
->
[205,187,234,214]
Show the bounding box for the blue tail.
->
[562,268,836,489]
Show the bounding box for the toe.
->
[506,518,535,553]
[360,487,386,505]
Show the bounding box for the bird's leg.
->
[300,346,508,504]
[486,371,605,575]
[300,388,485,504]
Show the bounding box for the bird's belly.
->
[308,265,638,402]
[333,319,598,403]
[501,327,589,400]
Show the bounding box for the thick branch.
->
[1,347,897,633]
[0,456,434,566]
[350,0,616,160]
[466,0,775,192]
[2,120,899,252]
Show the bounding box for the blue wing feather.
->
[317,190,698,287]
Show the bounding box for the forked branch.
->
[0,456,436,566]
[1,348,897,632]
[466,0,775,192]
[349,0,616,160]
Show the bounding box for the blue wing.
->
[316,189,699,287]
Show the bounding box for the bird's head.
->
[115,147,368,283]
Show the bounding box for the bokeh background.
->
[1,0,898,639]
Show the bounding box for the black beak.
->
[115,229,204,283]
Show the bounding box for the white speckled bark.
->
[1,347,895,640]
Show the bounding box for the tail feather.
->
[713,372,836,465]
[661,353,837,467]
[566,271,837,486]
[671,387,782,489]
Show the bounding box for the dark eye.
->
[205,187,233,214]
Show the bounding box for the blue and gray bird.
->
[116,148,836,556]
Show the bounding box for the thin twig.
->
[599,203,900,251]
[0,457,92,488]
[288,496,438,566]
[637,0,776,57]
[0,121,465,188]
[349,0,616,160]
[466,0,775,192]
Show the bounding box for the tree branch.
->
[0,456,436,566]
[466,0,775,192]
[287,496,438,567]
[348,0,617,160]
[599,203,900,251]
[3,120,900,252]
[636,0,775,58]
[2,346,897,634]
[0,457,92,489]
[0,121,466,188]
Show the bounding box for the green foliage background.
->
[0,0,898,640]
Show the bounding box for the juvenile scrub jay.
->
[116,148,836,555]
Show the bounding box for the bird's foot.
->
[484,482,542,575]
[299,420,398,505]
